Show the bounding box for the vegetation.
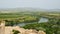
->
[23,19,60,34]
[0,11,60,34]
[12,30,20,34]
[5,16,39,26]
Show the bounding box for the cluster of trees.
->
[23,18,60,34]
[5,16,39,26]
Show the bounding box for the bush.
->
[12,30,20,34]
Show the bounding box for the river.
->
[16,17,48,26]
[38,17,48,23]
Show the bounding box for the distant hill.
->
[0,8,60,13]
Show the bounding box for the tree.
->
[12,30,20,34]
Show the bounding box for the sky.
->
[0,0,60,9]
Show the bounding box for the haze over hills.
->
[0,8,60,13]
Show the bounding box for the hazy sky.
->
[0,0,60,9]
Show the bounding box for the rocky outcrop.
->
[0,20,5,34]
[38,30,46,34]
[0,20,46,34]
[8,26,46,34]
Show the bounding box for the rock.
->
[23,29,38,34]
[38,30,46,34]
[5,26,46,34]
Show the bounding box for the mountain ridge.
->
[0,8,60,13]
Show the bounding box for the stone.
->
[0,20,5,34]
[38,30,46,34]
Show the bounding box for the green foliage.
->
[0,12,60,34]
[23,21,60,34]
[12,30,20,34]
[5,16,39,26]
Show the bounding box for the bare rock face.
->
[23,29,38,34]
[23,29,46,34]
[5,26,46,34]
[38,30,46,34]
[0,20,5,34]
